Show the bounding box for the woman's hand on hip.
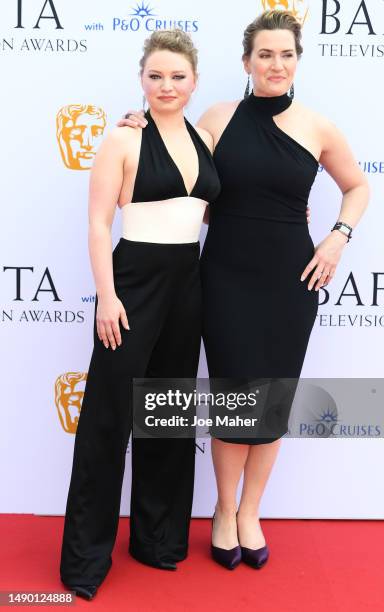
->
[96,294,130,350]
[116,110,148,129]
[301,231,348,291]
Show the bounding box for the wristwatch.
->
[332,221,353,242]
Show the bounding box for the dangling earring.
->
[142,94,147,111]
[288,82,295,99]
[244,74,250,99]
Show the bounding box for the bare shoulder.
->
[94,127,140,166]
[104,126,141,147]
[197,100,242,146]
[194,126,214,153]
[291,100,322,123]
[292,101,346,151]
[205,100,241,115]
[313,112,340,143]
[198,100,241,125]
[293,101,338,136]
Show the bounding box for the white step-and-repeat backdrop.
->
[1,0,383,518]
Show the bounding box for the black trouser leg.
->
[129,254,201,564]
[60,240,200,586]
[59,349,132,586]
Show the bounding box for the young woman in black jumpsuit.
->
[60,31,220,598]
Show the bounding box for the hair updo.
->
[242,10,303,59]
[139,29,198,75]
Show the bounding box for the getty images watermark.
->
[131,378,384,440]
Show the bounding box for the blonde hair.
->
[243,10,303,59]
[139,29,198,74]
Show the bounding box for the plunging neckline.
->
[146,109,200,197]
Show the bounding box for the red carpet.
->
[0,515,382,611]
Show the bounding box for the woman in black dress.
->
[120,11,369,570]
[197,10,368,569]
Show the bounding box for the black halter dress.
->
[200,92,319,444]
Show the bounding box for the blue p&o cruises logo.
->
[299,405,381,438]
[113,2,199,33]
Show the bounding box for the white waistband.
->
[121,196,208,244]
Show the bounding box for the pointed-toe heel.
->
[240,544,269,569]
[64,584,98,600]
[211,513,242,570]
[211,543,242,570]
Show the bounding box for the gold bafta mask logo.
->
[55,372,87,434]
[56,104,106,170]
[261,0,309,25]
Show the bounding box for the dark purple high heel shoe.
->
[240,544,269,569]
[211,514,242,570]
[237,514,270,569]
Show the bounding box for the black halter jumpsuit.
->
[60,110,220,586]
[200,93,319,444]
